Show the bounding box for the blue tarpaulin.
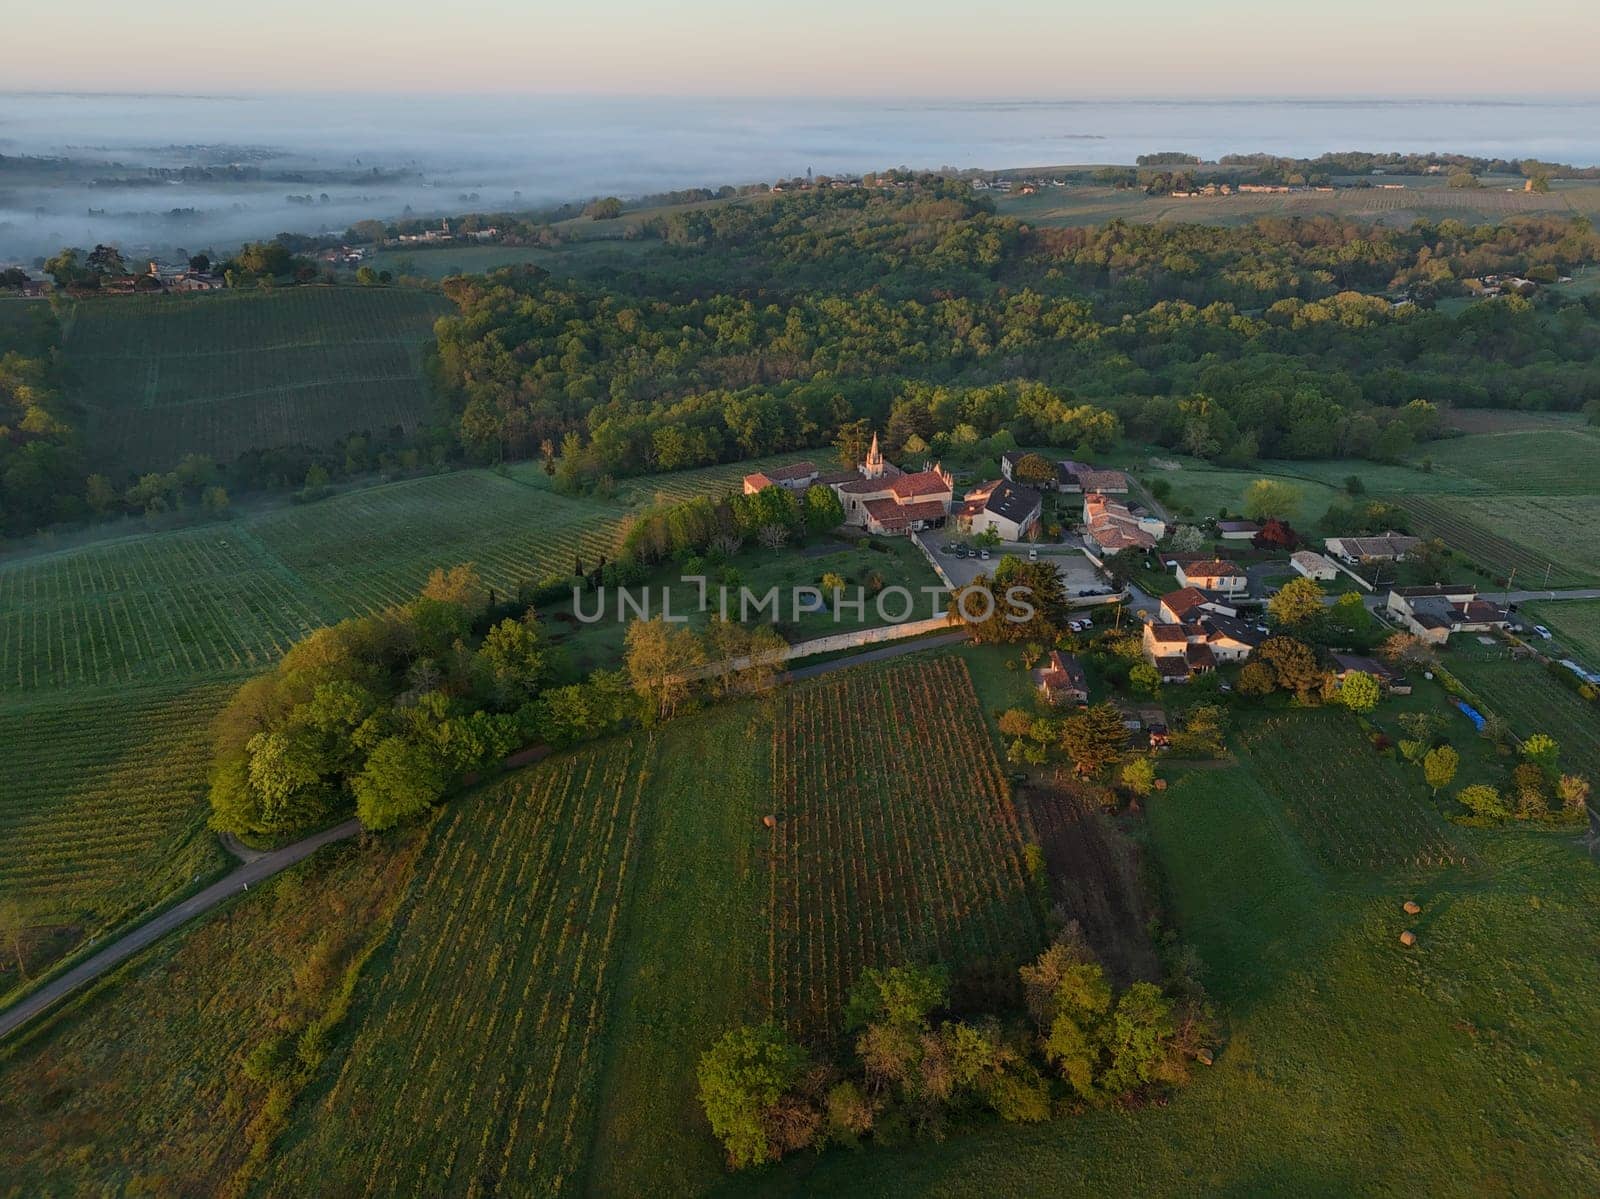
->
[1454,699,1486,730]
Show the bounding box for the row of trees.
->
[699,937,1208,1169]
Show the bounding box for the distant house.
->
[1216,519,1261,542]
[742,461,819,495]
[999,453,1128,495]
[1325,533,1421,564]
[1291,550,1341,581]
[1385,586,1509,645]
[1034,650,1089,706]
[1082,492,1163,557]
[952,478,1042,542]
[1175,559,1247,595]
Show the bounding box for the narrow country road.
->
[784,629,969,680]
[0,819,361,1043]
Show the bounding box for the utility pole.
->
[1503,566,1517,611]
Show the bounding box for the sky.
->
[11,0,1598,96]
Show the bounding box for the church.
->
[821,434,954,536]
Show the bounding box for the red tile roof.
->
[1147,623,1188,644]
[889,468,952,500]
[1182,559,1243,578]
[765,461,818,482]
[1161,587,1210,620]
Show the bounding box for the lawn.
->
[67,287,452,471]
[0,680,235,1001]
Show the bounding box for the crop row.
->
[767,656,1040,1034]
[1397,495,1586,587]
[276,737,652,1196]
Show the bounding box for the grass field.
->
[67,287,452,470]
[0,835,424,1197]
[1524,599,1600,663]
[0,681,234,993]
[1420,426,1600,495]
[273,737,654,1197]
[1397,494,1600,587]
[768,657,1042,1034]
[364,238,656,281]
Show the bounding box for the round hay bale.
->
[1399,930,1417,947]
[1195,1047,1214,1067]
[1403,900,1421,915]
[1154,778,1168,792]
[762,814,777,829]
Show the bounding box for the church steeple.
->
[863,432,884,479]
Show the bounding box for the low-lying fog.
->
[3,92,1599,262]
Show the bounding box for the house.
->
[1291,550,1340,581]
[1082,492,1162,557]
[823,435,953,535]
[1175,559,1247,595]
[951,478,1041,542]
[1325,533,1421,564]
[1329,652,1411,695]
[1216,519,1261,542]
[1142,610,1266,683]
[1158,586,1238,624]
[1385,586,1509,645]
[1034,650,1089,706]
[742,461,819,495]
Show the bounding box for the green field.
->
[1398,494,1600,587]
[1446,641,1600,781]
[0,833,424,1196]
[365,238,656,281]
[1420,426,1600,495]
[67,287,452,470]
[1524,599,1600,663]
[0,681,234,996]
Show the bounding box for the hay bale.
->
[1399,930,1417,947]
[1195,1047,1214,1067]
[1154,778,1168,792]
[1403,900,1421,915]
[762,814,777,829]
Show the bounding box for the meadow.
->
[1420,425,1600,495]
[1524,599,1600,663]
[0,680,235,998]
[67,288,452,470]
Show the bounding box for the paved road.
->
[0,818,362,1043]
[785,630,969,681]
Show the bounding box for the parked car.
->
[979,550,991,561]
[1028,548,1038,562]
[1535,625,1553,639]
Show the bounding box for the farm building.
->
[952,478,1041,542]
[1217,519,1261,541]
[1175,559,1247,594]
[742,461,820,495]
[1291,550,1341,580]
[1082,492,1162,556]
[823,435,953,535]
[1385,586,1509,645]
[1034,650,1089,706]
[1325,533,1421,564]
[1329,652,1411,695]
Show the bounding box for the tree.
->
[803,483,844,535]
[1120,755,1157,797]
[834,419,873,469]
[1011,452,1057,488]
[1457,783,1510,820]
[1242,479,1300,521]
[1129,661,1161,697]
[583,196,624,220]
[1059,702,1127,777]
[1521,733,1561,778]
[352,737,450,829]
[201,485,231,514]
[697,1024,809,1169]
[1382,632,1436,670]
[1447,171,1482,189]
[1169,525,1204,553]
[355,266,378,286]
[420,563,487,612]
[85,473,118,514]
[1256,636,1323,698]
[1268,577,1325,628]
[476,614,545,706]
[1338,670,1381,713]
[1557,774,1590,817]
[625,617,705,721]
[1237,660,1275,697]
[1422,744,1459,795]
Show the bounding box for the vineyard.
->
[1447,646,1600,779]
[1394,494,1594,587]
[767,656,1042,1034]
[0,836,422,1196]
[274,737,654,1197]
[1421,428,1600,496]
[0,682,232,962]
[250,472,625,614]
[0,526,334,689]
[1240,715,1468,872]
[68,288,451,469]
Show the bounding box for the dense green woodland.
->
[5,183,1600,536]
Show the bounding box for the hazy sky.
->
[11,0,1598,95]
